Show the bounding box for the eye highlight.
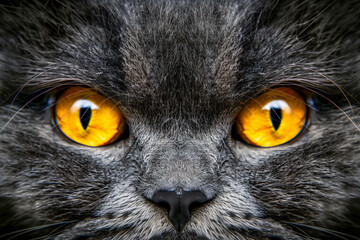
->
[54,87,126,147]
[235,87,308,147]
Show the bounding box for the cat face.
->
[0,0,359,239]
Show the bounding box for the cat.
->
[0,0,360,239]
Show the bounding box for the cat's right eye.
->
[53,87,126,147]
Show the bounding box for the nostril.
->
[189,201,205,212]
[149,190,211,232]
[155,200,171,211]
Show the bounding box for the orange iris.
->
[54,87,125,147]
[235,87,308,147]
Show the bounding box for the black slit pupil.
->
[80,107,92,130]
[270,107,282,131]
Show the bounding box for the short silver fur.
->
[0,0,359,239]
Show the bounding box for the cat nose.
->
[151,189,209,232]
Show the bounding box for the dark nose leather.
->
[151,190,209,232]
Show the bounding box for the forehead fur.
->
[1,0,359,115]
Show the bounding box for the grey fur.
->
[0,0,359,239]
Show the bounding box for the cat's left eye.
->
[234,87,308,147]
[54,87,126,147]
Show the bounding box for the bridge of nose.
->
[143,140,217,189]
[141,140,219,231]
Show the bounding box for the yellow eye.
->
[54,87,126,147]
[235,87,308,147]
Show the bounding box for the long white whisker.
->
[284,222,360,240]
[1,85,64,134]
[0,221,76,240]
[2,68,51,108]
